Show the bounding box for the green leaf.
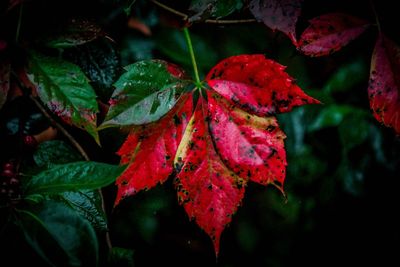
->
[323,58,368,93]
[108,247,134,267]
[44,19,104,49]
[189,0,243,21]
[100,60,190,128]
[65,38,120,101]
[60,190,108,231]
[309,105,367,131]
[28,51,100,144]
[338,114,370,150]
[33,140,83,168]
[25,161,125,195]
[17,201,98,267]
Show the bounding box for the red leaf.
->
[250,0,303,45]
[208,92,286,189]
[368,34,400,134]
[297,13,370,57]
[115,54,319,255]
[115,93,194,204]
[174,97,246,256]
[206,54,319,116]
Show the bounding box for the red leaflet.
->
[115,54,319,255]
[174,97,246,256]
[208,92,286,189]
[115,94,193,204]
[368,34,400,134]
[206,54,319,116]
[298,13,369,57]
[250,0,303,45]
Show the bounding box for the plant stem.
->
[150,0,255,24]
[183,28,201,86]
[15,3,23,43]
[370,0,381,32]
[204,18,256,24]
[150,0,188,20]
[28,96,90,161]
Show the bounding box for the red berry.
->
[1,169,15,178]
[23,135,38,148]
[9,177,19,185]
[2,162,14,171]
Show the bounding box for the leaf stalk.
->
[183,27,202,88]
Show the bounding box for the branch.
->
[28,96,90,161]
[149,0,256,24]
[150,0,188,20]
[204,18,256,24]
[370,0,381,32]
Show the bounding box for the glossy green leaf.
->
[25,161,125,195]
[65,38,120,100]
[60,190,108,231]
[100,60,190,128]
[189,0,243,21]
[33,140,83,168]
[45,19,104,48]
[323,59,368,93]
[28,51,100,143]
[17,201,98,267]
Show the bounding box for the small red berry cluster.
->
[0,161,21,202]
[0,135,38,204]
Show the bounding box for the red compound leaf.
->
[298,13,370,57]
[115,54,319,255]
[369,34,400,134]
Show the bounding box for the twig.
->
[150,0,188,20]
[149,0,256,24]
[204,18,256,24]
[15,3,23,42]
[370,0,382,33]
[28,96,90,161]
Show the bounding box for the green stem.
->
[370,0,381,32]
[183,27,201,86]
[15,3,24,42]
